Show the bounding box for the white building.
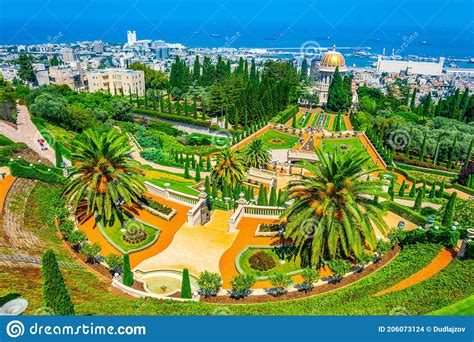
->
[376,56,445,76]
[1,66,18,82]
[127,30,137,45]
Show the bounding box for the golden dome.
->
[320,48,346,68]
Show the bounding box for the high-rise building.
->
[60,47,75,63]
[155,47,170,59]
[93,41,104,53]
[127,30,137,45]
[86,68,145,96]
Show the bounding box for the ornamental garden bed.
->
[237,246,304,279]
[140,198,176,221]
[258,130,299,150]
[97,216,160,254]
[204,245,400,304]
[255,223,281,237]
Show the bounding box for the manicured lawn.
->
[100,217,159,253]
[258,130,299,150]
[321,138,373,165]
[324,115,331,129]
[238,247,302,278]
[144,168,200,196]
[0,134,14,146]
[310,114,320,127]
[296,112,312,128]
[428,295,474,315]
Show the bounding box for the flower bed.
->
[255,223,281,237]
[248,251,276,271]
[140,198,176,221]
[122,228,148,244]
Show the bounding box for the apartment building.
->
[85,68,145,96]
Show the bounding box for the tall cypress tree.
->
[442,192,457,227]
[326,67,345,112]
[122,253,133,286]
[413,188,423,212]
[447,134,458,169]
[181,268,192,299]
[419,132,427,161]
[42,249,75,315]
[398,179,406,197]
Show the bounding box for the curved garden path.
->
[77,193,191,269]
[373,247,456,297]
[134,210,236,276]
[218,217,332,289]
[0,104,62,165]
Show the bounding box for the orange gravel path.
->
[0,175,15,214]
[219,217,332,289]
[231,125,271,151]
[328,115,335,131]
[344,115,353,131]
[357,132,386,169]
[77,194,191,268]
[373,248,455,297]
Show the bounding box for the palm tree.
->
[281,149,388,265]
[62,128,146,226]
[240,138,271,168]
[210,148,247,190]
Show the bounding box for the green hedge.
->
[381,200,427,225]
[9,160,65,184]
[396,163,457,177]
[450,183,474,196]
[391,228,460,248]
[134,109,210,127]
[270,105,298,124]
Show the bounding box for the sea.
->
[1,0,473,67]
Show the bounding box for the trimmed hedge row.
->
[134,108,211,127]
[9,160,65,184]
[390,228,460,248]
[381,200,427,225]
[451,183,474,196]
[396,163,457,177]
[270,105,298,124]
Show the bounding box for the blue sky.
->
[0,0,473,56]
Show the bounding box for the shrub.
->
[41,249,74,315]
[300,267,319,292]
[229,274,256,298]
[248,251,276,271]
[104,253,123,274]
[9,160,65,184]
[58,220,75,236]
[134,108,210,127]
[376,240,392,256]
[181,268,192,299]
[259,223,281,232]
[268,272,293,296]
[421,206,438,217]
[122,254,133,286]
[80,242,101,263]
[66,230,86,248]
[54,142,63,168]
[356,251,374,265]
[327,259,351,277]
[197,271,222,297]
[390,228,459,248]
[381,201,427,226]
[442,192,457,227]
